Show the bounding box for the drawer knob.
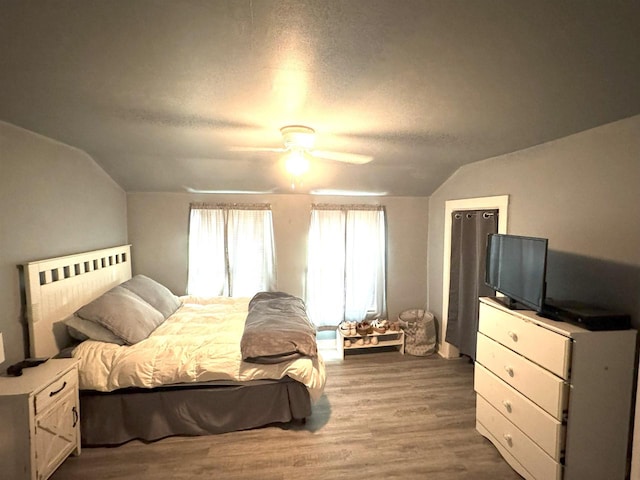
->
[502,400,512,412]
[504,366,515,377]
[507,331,518,342]
[503,433,513,446]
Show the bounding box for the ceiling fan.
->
[230,125,374,168]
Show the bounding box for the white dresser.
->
[475,297,636,480]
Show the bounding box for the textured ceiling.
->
[1,0,639,196]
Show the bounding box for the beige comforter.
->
[72,296,326,402]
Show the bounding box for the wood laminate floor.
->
[52,350,522,479]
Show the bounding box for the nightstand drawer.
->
[476,333,568,418]
[476,395,562,480]
[34,368,77,416]
[475,363,564,460]
[479,302,571,379]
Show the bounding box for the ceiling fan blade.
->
[312,150,373,165]
[228,146,286,153]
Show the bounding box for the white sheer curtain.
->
[306,209,346,328]
[187,204,276,297]
[306,205,387,328]
[345,209,386,322]
[187,208,227,296]
[227,209,276,297]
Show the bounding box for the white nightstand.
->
[0,358,80,480]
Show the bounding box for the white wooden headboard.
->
[23,245,132,358]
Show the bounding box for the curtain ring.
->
[483,212,494,219]
[466,213,474,219]
[454,213,462,220]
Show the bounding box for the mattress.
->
[72,295,326,401]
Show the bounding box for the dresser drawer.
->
[34,368,77,415]
[475,363,565,460]
[479,302,571,379]
[476,333,568,418]
[476,395,562,480]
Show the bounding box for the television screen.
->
[485,234,548,312]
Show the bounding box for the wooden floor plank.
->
[52,352,522,479]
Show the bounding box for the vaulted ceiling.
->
[1,1,639,196]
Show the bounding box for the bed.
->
[22,245,326,446]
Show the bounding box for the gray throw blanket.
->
[241,292,317,364]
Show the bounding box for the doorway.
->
[439,196,509,359]
[444,209,498,360]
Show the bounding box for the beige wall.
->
[127,192,430,323]
[0,121,128,368]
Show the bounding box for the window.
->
[306,204,387,328]
[187,204,276,297]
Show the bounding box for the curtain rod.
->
[311,203,384,211]
[190,202,271,210]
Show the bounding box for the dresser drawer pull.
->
[72,406,79,427]
[49,381,67,397]
[503,433,513,446]
[504,366,515,377]
[507,331,518,342]
[502,400,512,412]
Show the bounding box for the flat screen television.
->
[485,234,548,312]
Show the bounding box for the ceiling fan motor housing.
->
[280,125,315,150]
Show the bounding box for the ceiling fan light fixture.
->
[285,149,310,177]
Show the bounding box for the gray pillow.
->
[76,286,164,344]
[64,314,126,345]
[120,275,181,319]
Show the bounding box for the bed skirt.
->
[80,377,311,446]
